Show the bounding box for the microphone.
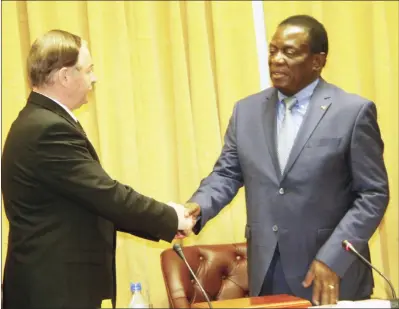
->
[173,244,213,308]
[342,240,397,299]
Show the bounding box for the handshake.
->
[167,201,201,238]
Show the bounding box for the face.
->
[268,25,324,96]
[67,44,97,110]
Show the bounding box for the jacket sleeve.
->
[316,101,389,277]
[35,122,178,243]
[189,103,244,233]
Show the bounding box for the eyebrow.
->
[84,64,94,72]
[269,43,297,48]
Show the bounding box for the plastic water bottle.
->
[128,282,149,308]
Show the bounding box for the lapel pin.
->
[321,105,328,110]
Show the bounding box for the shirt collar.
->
[36,92,78,122]
[277,78,320,104]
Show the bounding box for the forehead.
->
[270,25,310,47]
[77,44,93,67]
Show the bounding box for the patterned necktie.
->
[277,97,297,174]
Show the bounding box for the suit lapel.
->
[28,91,100,162]
[282,79,333,179]
[262,90,281,179]
[28,91,82,131]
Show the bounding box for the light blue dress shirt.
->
[276,78,320,139]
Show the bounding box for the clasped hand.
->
[167,201,200,238]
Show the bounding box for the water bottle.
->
[128,282,149,308]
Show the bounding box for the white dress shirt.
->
[36,92,78,123]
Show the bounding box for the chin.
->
[272,80,286,89]
[81,97,89,105]
[74,101,87,110]
[271,73,291,86]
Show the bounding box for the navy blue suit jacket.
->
[189,79,389,300]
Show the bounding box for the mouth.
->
[271,72,288,78]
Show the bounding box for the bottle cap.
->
[130,282,142,292]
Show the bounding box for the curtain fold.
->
[2,1,397,306]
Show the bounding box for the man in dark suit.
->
[1,29,194,309]
[184,15,389,305]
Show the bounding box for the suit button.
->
[272,225,278,232]
[279,188,285,195]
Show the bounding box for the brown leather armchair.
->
[161,242,248,308]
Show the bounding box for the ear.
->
[312,52,327,71]
[57,67,71,87]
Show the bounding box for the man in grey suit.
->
[184,15,389,306]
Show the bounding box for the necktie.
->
[277,97,297,173]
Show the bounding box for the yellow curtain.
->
[2,1,397,307]
[1,1,260,307]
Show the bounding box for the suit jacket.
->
[189,79,389,301]
[1,92,178,309]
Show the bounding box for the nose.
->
[91,73,97,84]
[270,51,285,64]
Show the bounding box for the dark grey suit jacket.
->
[2,92,178,309]
[189,79,389,301]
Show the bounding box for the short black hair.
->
[279,15,328,55]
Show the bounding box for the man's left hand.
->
[302,259,340,306]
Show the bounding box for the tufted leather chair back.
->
[161,242,248,308]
